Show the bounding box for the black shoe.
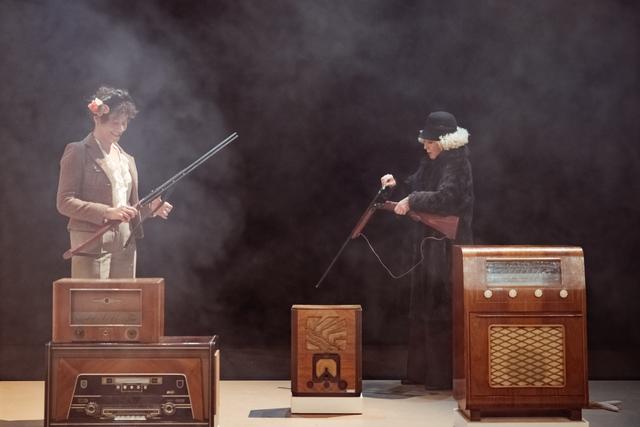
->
[424,384,452,391]
[400,378,422,385]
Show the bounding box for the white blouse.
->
[96,140,132,208]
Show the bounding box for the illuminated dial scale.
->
[482,259,570,300]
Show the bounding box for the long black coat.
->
[404,145,474,323]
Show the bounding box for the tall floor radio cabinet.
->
[452,246,588,421]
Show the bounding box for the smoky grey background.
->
[0,0,638,380]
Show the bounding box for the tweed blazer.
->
[56,133,145,238]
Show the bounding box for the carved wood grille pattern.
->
[305,316,347,351]
[488,325,565,388]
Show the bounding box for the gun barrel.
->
[139,132,238,205]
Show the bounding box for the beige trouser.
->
[70,222,137,279]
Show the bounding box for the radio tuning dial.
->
[559,289,569,298]
[508,289,517,298]
[534,289,543,298]
[126,328,139,340]
[85,402,99,416]
[162,402,176,416]
[483,290,493,299]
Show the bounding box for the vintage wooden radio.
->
[291,305,362,397]
[452,246,588,421]
[52,278,164,343]
[45,336,219,427]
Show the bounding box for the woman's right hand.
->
[380,173,396,189]
[104,205,138,222]
[394,196,410,215]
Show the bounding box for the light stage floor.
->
[1,380,638,427]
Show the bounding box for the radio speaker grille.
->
[488,325,565,388]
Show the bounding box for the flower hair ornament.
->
[438,127,469,151]
[87,98,110,116]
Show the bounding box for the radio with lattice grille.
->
[452,246,588,421]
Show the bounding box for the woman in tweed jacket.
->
[57,86,172,278]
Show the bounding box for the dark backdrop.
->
[1,0,638,380]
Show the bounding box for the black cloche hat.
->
[419,111,458,141]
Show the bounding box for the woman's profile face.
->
[94,112,129,145]
[420,138,443,160]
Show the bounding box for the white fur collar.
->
[439,127,469,151]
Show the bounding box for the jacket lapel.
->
[83,133,117,190]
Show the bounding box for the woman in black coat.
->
[381,111,474,389]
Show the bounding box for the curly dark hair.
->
[89,86,138,122]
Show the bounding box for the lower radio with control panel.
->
[45,336,219,427]
[69,374,193,421]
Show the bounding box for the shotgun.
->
[62,132,239,259]
[315,187,459,288]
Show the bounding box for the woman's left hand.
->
[394,197,410,215]
[150,197,173,219]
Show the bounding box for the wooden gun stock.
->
[376,201,459,240]
[350,207,377,239]
[62,220,118,259]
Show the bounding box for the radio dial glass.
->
[486,259,562,287]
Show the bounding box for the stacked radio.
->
[46,278,220,427]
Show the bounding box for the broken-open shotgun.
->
[314,186,459,288]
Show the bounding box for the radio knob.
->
[162,402,176,416]
[508,289,518,298]
[483,290,493,299]
[560,289,569,298]
[84,402,99,416]
[534,289,543,298]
